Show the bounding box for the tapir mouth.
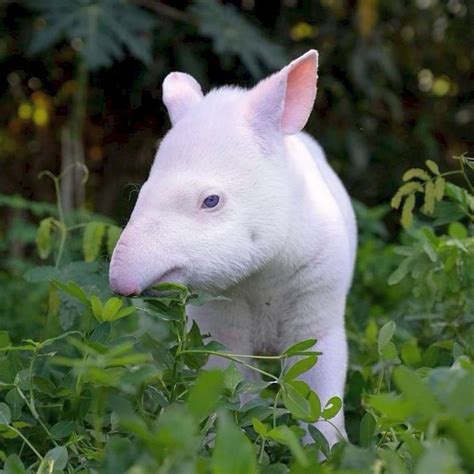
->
[149,266,185,289]
[109,262,185,297]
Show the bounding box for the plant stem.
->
[322,418,346,441]
[9,426,43,461]
[458,155,474,193]
[376,367,384,394]
[55,223,68,268]
[16,385,58,447]
[178,349,279,381]
[272,390,281,429]
[259,438,266,463]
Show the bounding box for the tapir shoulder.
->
[290,132,357,264]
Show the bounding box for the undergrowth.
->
[0,156,473,473]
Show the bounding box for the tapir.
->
[109,50,357,446]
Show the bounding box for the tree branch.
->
[132,0,198,25]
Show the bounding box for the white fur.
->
[109,50,357,446]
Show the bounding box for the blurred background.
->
[1,0,472,224]
[0,0,473,334]
[1,2,473,459]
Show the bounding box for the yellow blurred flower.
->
[432,76,451,97]
[290,22,316,41]
[33,107,49,127]
[358,0,378,38]
[18,102,33,120]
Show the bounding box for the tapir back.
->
[298,132,357,266]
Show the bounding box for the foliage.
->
[1,160,473,472]
[1,0,472,215]
[191,0,287,78]
[27,0,155,70]
[1,0,474,469]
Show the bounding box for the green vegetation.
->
[1,1,473,472]
[0,156,473,473]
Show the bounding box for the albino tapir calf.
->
[109,50,357,445]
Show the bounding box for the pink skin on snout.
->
[109,215,186,296]
[109,238,142,296]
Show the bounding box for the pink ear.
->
[246,50,318,135]
[162,72,203,125]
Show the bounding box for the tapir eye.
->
[202,194,220,209]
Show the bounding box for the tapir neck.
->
[235,134,343,296]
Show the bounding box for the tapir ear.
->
[246,50,318,135]
[162,72,204,125]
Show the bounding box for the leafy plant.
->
[27,0,155,70]
[391,154,474,229]
[191,0,287,78]
[1,159,473,472]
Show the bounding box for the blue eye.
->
[203,194,220,209]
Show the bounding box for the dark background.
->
[0,0,473,226]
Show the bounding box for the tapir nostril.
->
[109,273,141,297]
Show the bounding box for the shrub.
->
[0,158,473,472]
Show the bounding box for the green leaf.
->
[0,330,10,349]
[224,362,244,394]
[53,280,90,305]
[359,412,376,447]
[188,370,225,421]
[391,182,423,209]
[90,322,112,343]
[0,402,12,426]
[432,200,467,225]
[321,396,342,420]
[43,446,68,471]
[102,297,124,321]
[83,221,106,262]
[33,375,56,394]
[388,259,410,286]
[51,420,75,439]
[402,168,430,181]
[252,417,268,437]
[308,425,330,458]
[378,321,396,353]
[445,182,474,212]
[448,222,468,239]
[368,393,414,421]
[380,449,409,474]
[282,383,310,421]
[267,425,308,467]
[414,440,463,474]
[382,342,401,364]
[425,159,440,175]
[36,217,55,259]
[112,305,137,321]
[422,242,438,262]
[422,180,436,214]
[401,341,421,366]
[307,390,322,423]
[281,381,319,422]
[284,355,318,381]
[434,177,445,201]
[3,454,26,474]
[90,295,104,321]
[212,410,257,474]
[393,367,440,420]
[283,339,317,356]
[401,193,416,228]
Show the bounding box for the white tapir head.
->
[109,50,318,295]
